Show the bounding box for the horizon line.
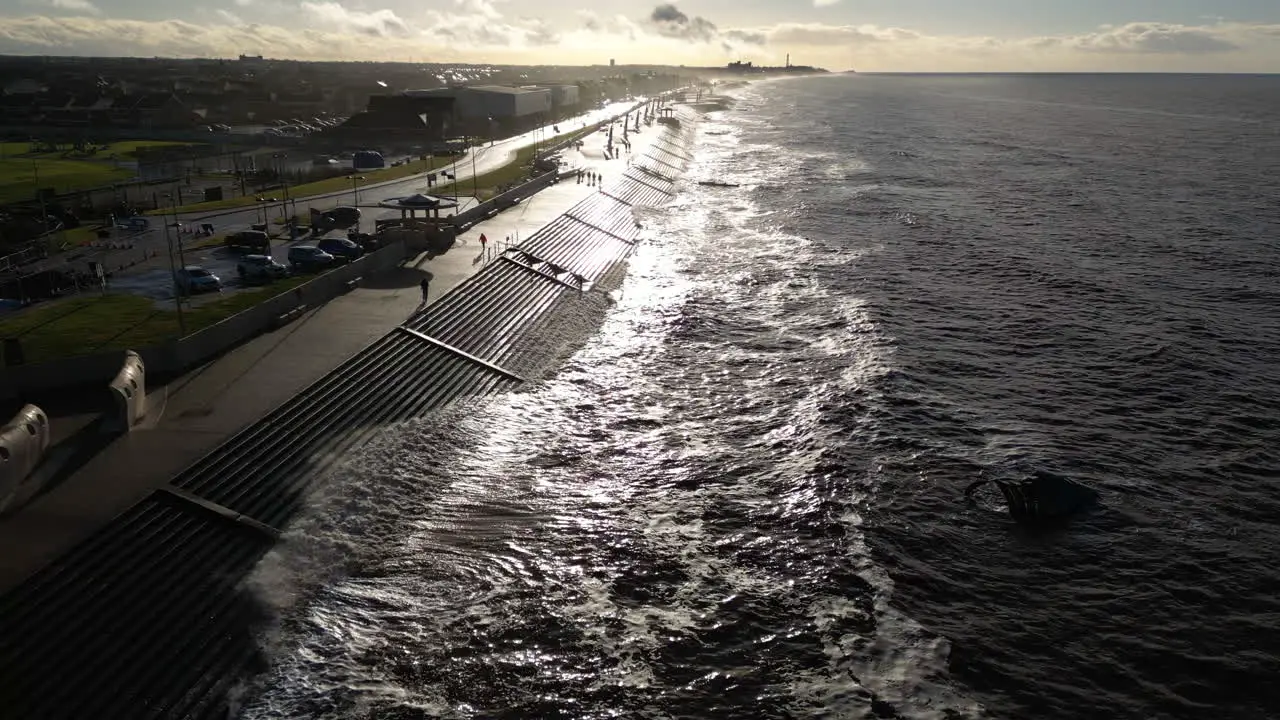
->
[0,55,1277,76]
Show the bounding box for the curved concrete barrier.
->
[0,404,51,513]
[108,350,147,433]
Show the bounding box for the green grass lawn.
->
[433,126,601,201]
[0,140,198,205]
[161,123,602,215]
[0,159,133,205]
[0,140,194,161]
[157,154,464,215]
[431,145,540,202]
[0,275,311,364]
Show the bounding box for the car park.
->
[287,245,336,272]
[236,254,289,282]
[175,266,222,294]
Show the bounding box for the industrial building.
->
[405,86,547,119]
[330,92,455,145]
[330,83,581,145]
[402,85,581,136]
[525,84,580,111]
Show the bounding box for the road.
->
[31,99,647,298]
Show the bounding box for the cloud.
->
[1046,22,1239,54]
[0,13,1277,71]
[454,0,500,21]
[723,29,766,46]
[577,9,601,33]
[46,0,99,15]
[764,23,917,46]
[517,18,559,46]
[739,19,1280,69]
[648,3,718,42]
[577,10,640,40]
[812,0,841,6]
[300,1,409,37]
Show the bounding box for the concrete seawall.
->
[0,102,701,720]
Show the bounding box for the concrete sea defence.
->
[0,404,50,514]
[0,105,700,719]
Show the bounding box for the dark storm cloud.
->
[649,3,719,42]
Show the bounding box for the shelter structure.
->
[377,193,458,220]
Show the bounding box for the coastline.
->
[0,102,702,719]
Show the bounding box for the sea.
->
[236,74,1280,720]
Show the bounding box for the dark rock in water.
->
[870,697,900,718]
[965,470,1100,523]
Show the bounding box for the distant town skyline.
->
[2,0,1280,72]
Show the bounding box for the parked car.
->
[347,231,383,253]
[116,216,150,232]
[317,237,363,263]
[225,230,270,253]
[322,206,361,228]
[175,266,222,294]
[236,254,289,282]
[287,245,336,272]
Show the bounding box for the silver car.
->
[175,266,222,294]
[236,254,289,282]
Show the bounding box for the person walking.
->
[419,277,430,304]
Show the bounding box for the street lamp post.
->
[165,193,189,270]
[32,162,50,237]
[273,152,290,233]
[161,214,187,336]
[470,140,478,201]
[347,175,365,206]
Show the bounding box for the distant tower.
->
[785,53,790,68]
[610,58,615,67]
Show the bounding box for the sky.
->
[2,0,1280,71]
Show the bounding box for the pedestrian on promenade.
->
[420,277,430,304]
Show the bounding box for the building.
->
[525,84,579,113]
[330,92,456,144]
[422,85,551,120]
[403,85,552,136]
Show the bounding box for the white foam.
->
[237,94,982,720]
